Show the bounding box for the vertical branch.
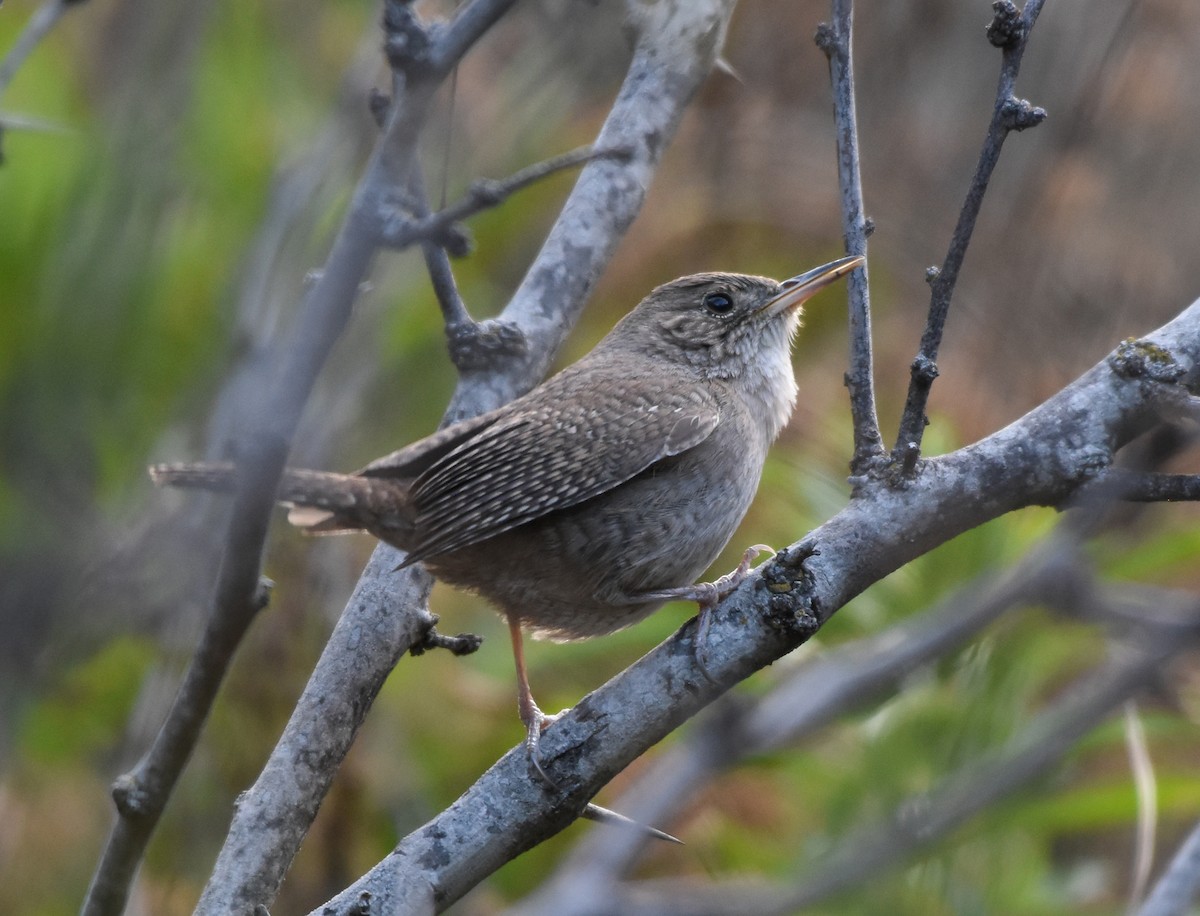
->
[892,0,1047,469]
[817,0,883,478]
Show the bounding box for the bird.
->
[151,254,864,779]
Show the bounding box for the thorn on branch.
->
[896,440,923,476]
[986,0,1024,49]
[1000,96,1047,132]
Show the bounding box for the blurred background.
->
[3,0,1200,912]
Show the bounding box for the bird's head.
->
[609,255,863,376]
[600,254,863,439]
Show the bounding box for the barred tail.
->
[148,462,411,535]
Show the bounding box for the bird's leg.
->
[636,544,775,674]
[508,615,559,788]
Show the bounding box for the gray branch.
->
[86,2,519,914]
[313,299,1200,912]
[818,0,883,476]
[1138,819,1200,916]
[512,543,1080,914]
[0,0,85,102]
[894,0,1048,464]
[197,2,739,913]
[616,613,1197,915]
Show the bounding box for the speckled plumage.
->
[151,257,862,762]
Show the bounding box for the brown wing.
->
[358,410,505,479]
[387,386,719,565]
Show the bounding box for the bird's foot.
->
[708,543,776,604]
[522,700,567,789]
[637,544,775,678]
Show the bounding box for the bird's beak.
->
[761,254,865,318]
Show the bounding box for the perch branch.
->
[315,297,1200,912]
[617,609,1197,916]
[514,542,1086,915]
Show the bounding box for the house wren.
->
[151,254,863,775]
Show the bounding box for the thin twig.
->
[408,163,474,328]
[379,143,633,251]
[817,0,883,477]
[0,0,83,99]
[893,0,1048,467]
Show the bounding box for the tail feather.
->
[149,461,412,537]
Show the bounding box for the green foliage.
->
[17,637,155,767]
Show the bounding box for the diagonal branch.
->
[618,612,1197,915]
[514,542,1085,915]
[314,296,1200,912]
[893,0,1048,468]
[1138,818,1200,916]
[0,0,86,100]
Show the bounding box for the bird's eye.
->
[703,291,734,315]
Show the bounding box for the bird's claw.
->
[695,544,775,678]
[523,705,566,789]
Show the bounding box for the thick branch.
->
[315,298,1200,912]
[619,619,1195,915]
[515,543,1085,915]
[893,0,1048,464]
